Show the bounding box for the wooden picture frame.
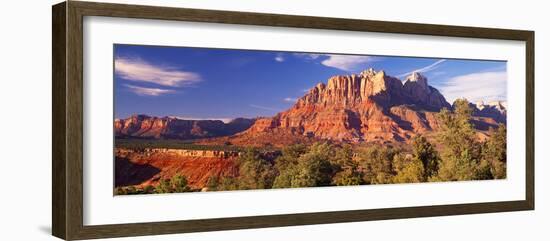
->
[52,1,534,240]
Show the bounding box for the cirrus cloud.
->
[320,55,373,71]
[124,84,176,96]
[275,54,285,62]
[293,53,374,71]
[438,71,507,103]
[283,97,298,102]
[397,59,447,78]
[115,57,201,87]
[292,53,321,60]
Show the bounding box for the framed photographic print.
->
[52,1,534,240]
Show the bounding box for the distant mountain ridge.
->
[115,115,256,140]
[472,101,507,123]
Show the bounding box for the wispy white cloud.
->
[275,54,285,62]
[438,71,507,103]
[397,59,446,78]
[249,104,281,112]
[115,57,201,87]
[320,55,372,71]
[293,53,374,71]
[283,97,298,102]
[124,84,176,96]
[293,53,321,60]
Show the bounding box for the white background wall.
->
[0,0,547,240]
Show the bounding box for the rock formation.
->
[224,69,504,145]
[403,72,451,111]
[115,148,239,189]
[473,101,507,123]
[115,115,255,139]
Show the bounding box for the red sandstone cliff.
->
[217,69,503,145]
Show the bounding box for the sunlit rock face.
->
[239,69,502,144]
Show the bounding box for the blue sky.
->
[114,44,507,120]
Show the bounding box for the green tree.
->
[218,176,240,191]
[391,153,408,174]
[273,144,307,188]
[272,166,298,189]
[154,174,191,193]
[237,148,277,190]
[290,142,335,187]
[171,174,191,193]
[206,176,220,191]
[332,168,363,186]
[331,144,362,186]
[482,123,507,179]
[115,186,146,195]
[411,135,439,180]
[434,99,485,181]
[356,145,396,184]
[393,157,425,183]
[205,175,240,191]
[155,178,172,194]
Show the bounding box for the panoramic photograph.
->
[113,44,507,195]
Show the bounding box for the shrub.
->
[218,176,240,191]
[155,174,192,193]
[171,174,191,193]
